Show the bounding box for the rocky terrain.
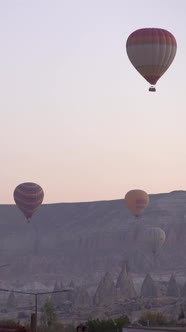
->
[0,190,186,322]
[0,265,186,325]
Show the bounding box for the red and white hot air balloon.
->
[126,28,177,91]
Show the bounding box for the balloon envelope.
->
[126,28,177,89]
[14,182,44,221]
[124,189,149,216]
[144,227,166,255]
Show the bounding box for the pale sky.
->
[0,0,186,204]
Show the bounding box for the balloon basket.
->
[149,86,156,92]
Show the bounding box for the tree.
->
[178,309,185,320]
[40,299,58,328]
[6,292,17,311]
[51,282,62,308]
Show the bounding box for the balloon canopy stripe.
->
[14,196,43,207]
[126,28,177,46]
[136,199,148,209]
[14,190,44,202]
[15,186,43,196]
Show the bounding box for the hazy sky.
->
[0,0,186,204]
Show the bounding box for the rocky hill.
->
[0,190,186,290]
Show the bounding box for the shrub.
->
[138,311,167,326]
[87,316,130,332]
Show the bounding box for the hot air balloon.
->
[13,182,44,222]
[144,227,166,256]
[126,28,177,91]
[124,189,149,218]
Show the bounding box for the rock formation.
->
[166,274,179,297]
[93,272,116,305]
[73,287,92,308]
[181,279,186,297]
[68,280,75,288]
[116,264,137,299]
[140,273,159,297]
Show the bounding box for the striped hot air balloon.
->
[126,28,177,91]
[13,182,44,222]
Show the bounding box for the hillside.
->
[0,190,186,289]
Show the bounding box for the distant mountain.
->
[1,190,186,289]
